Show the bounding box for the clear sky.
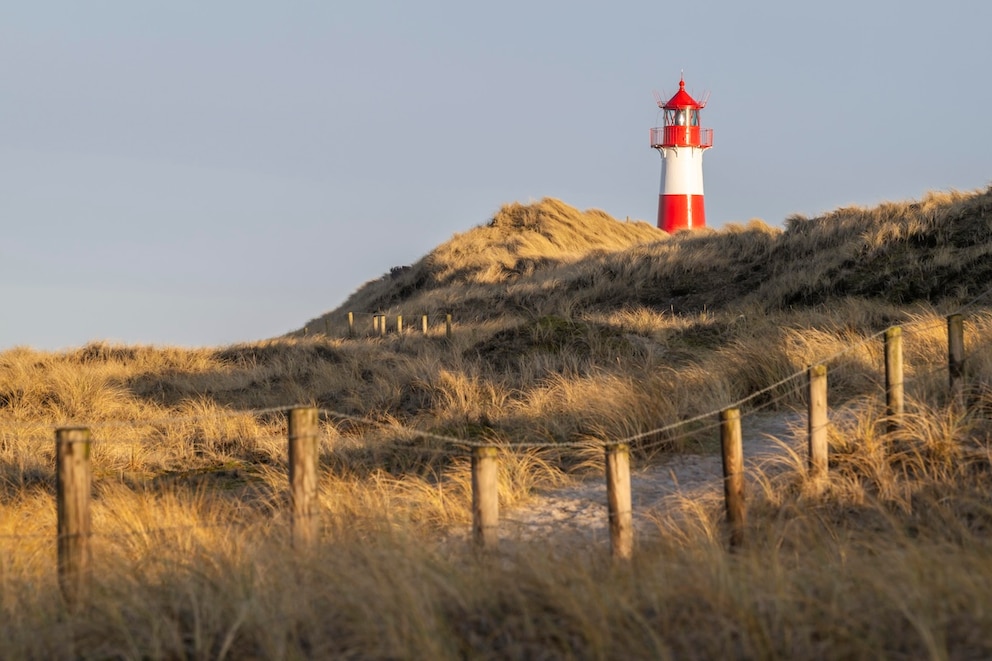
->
[2,1,990,350]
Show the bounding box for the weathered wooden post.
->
[57,427,91,608]
[421,314,429,335]
[471,446,499,550]
[372,314,380,334]
[445,313,452,340]
[288,407,319,549]
[396,315,403,334]
[808,364,828,478]
[885,326,904,432]
[720,408,745,549]
[380,314,387,337]
[605,443,633,560]
[948,313,965,404]
[348,312,355,338]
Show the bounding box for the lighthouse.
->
[650,76,713,232]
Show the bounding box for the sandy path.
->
[499,413,805,546]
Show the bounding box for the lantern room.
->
[650,78,713,150]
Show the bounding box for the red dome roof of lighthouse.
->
[662,77,704,110]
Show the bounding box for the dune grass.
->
[2,395,991,658]
[2,187,992,657]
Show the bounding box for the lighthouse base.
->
[658,194,706,233]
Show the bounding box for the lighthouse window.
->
[689,110,699,126]
[674,109,687,126]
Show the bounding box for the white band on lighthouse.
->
[659,147,705,196]
[658,146,706,231]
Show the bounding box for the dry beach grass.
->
[2,187,992,657]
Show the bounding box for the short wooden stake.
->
[288,408,319,549]
[347,311,355,338]
[948,314,965,404]
[379,314,387,337]
[808,364,828,478]
[720,408,745,549]
[445,313,452,340]
[57,427,92,608]
[605,443,633,560]
[471,446,499,550]
[885,327,904,432]
[396,315,403,334]
[421,314,428,334]
[372,314,380,334]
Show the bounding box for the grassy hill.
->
[304,188,992,332]
[2,186,992,657]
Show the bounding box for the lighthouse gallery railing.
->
[650,126,713,148]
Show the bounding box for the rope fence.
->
[2,298,992,606]
[304,311,454,340]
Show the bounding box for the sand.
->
[495,412,806,549]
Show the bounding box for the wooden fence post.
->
[288,407,319,549]
[396,315,403,334]
[471,446,499,550]
[720,409,745,549]
[421,314,428,335]
[808,364,828,478]
[605,443,633,560]
[885,326,904,432]
[948,313,965,404]
[445,313,452,340]
[57,427,91,608]
[372,314,380,335]
[380,314,387,337]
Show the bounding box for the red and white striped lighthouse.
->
[650,76,713,232]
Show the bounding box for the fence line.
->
[1,304,990,591]
[0,311,986,454]
[314,285,992,342]
[308,311,454,339]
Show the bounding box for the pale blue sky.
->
[2,1,990,350]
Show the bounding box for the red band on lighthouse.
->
[650,76,713,232]
[658,195,706,232]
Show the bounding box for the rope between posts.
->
[615,370,808,446]
[635,419,726,455]
[953,281,992,314]
[635,379,807,454]
[320,408,596,450]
